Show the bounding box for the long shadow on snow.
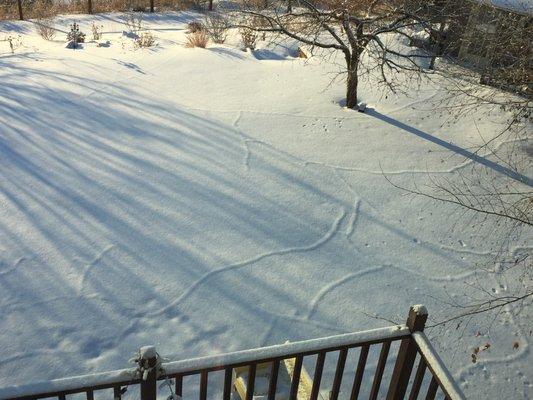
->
[366,109,532,186]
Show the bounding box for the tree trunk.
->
[150,0,154,12]
[429,22,445,70]
[88,0,92,14]
[17,0,23,20]
[209,0,213,11]
[287,0,292,13]
[346,70,358,109]
[345,54,359,109]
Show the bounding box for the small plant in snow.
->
[66,22,86,49]
[91,22,103,41]
[204,13,228,44]
[239,26,257,51]
[134,32,156,49]
[185,31,209,48]
[5,35,23,54]
[186,21,205,34]
[36,18,56,41]
[125,12,143,35]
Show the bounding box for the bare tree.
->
[237,0,447,109]
[386,1,533,326]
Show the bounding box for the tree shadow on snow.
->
[0,55,483,387]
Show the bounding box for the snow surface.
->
[478,0,533,14]
[0,11,531,400]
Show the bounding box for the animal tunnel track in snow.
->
[151,209,348,318]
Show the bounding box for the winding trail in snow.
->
[151,209,347,317]
[0,257,27,277]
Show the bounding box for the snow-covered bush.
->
[204,13,228,44]
[67,23,86,47]
[185,31,209,48]
[35,18,56,41]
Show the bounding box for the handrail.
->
[0,368,139,400]
[0,325,410,399]
[162,324,410,375]
[0,307,467,400]
[412,331,466,400]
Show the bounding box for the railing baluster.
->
[408,358,427,400]
[330,348,348,400]
[246,363,257,400]
[267,360,280,400]
[350,344,369,400]
[223,367,233,400]
[86,390,94,400]
[425,376,438,400]
[310,351,326,400]
[369,341,391,400]
[175,375,183,397]
[288,356,303,400]
[200,371,208,400]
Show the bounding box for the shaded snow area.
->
[0,11,531,399]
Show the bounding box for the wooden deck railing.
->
[0,305,465,400]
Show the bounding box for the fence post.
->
[17,0,23,20]
[386,305,428,400]
[139,346,157,400]
[150,0,154,12]
[87,0,92,14]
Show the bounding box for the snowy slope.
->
[0,12,531,400]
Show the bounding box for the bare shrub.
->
[187,21,205,33]
[239,26,257,50]
[4,35,23,54]
[204,13,228,44]
[91,22,103,41]
[185,30,209,48]
[125,12,143,34]
[134,31,156,48]
[35,18,56,41]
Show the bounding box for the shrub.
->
[187,21,205,33]
[185,31,209,48]
[204,13,228,44]
[67,22,86,46]
[134,32,156,48]
[91,22,103,41]
[239,27,257,50]
[125,12,143,34]
[35,18,56,41]
[5,35,23,54]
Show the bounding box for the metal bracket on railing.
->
[132,346,159,400]
[132,346,178,400]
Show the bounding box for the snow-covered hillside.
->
[0,11,531,399]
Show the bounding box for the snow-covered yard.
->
[0,11,531,399]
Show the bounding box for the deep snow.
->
[0,11,531,400]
